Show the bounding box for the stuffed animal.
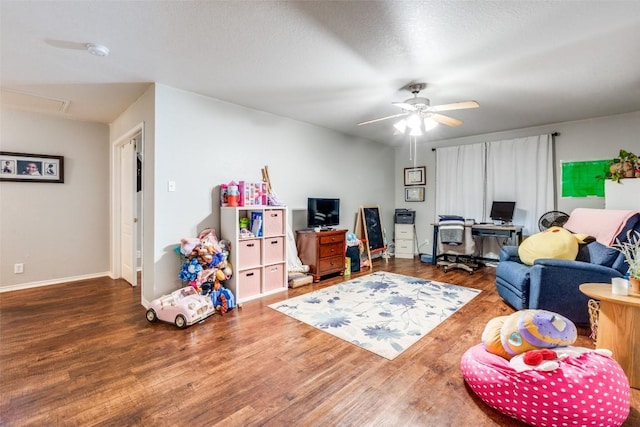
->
[482,309,577,360]
[180,237,201,257]
[211,280,235,313]
[178,258,203,287]
[198,228,222,252]
[517,226,592,266]
[509,346,613,373]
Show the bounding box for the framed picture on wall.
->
[0,151,64,183]
[405,187,425,202]
[404,166,426,186]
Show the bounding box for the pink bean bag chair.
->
[461,344,630,426]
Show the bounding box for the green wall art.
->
[561,160,609,197]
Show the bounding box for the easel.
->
[354,206,389,268]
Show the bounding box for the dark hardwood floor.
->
[1,258,638,426]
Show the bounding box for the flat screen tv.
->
[307,198,340,229]
[490,201,516,223]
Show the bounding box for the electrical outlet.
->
[136,250,141,259]
[14,263,24,274]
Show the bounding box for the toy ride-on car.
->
[146,286,216,328]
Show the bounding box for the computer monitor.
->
[490,201,516,223]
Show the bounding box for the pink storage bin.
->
[238,268,261,299]
[264,263,285,292]
[263,209,284,236]
[263,237,284,264]
[237,239,261,269]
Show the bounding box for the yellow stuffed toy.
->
[518,226,591,266]
[482,309,577,360]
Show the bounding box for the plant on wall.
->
[606,149,639,182]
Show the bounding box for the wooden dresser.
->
[296,229,347,282]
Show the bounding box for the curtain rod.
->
[431,132,560,151]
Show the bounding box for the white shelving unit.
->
[605,179,640,209]
[220,206,288,303]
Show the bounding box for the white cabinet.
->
[221,206,288,303]
[394,223,415,259]
[605,179,640,210]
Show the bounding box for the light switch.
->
[168,181,176,192]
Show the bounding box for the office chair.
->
[436,216,478,274]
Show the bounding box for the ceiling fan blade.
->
[431,113,463,127]
[391,102,417,111]
[357,112,407,126]
[431,100,479,112]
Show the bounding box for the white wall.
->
[4,90,637,296]
[0,108,110,290]
[395,110,640,254]
[110,86,155,303]
[114,84,395,302]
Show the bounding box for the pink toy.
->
[146,286,216,328]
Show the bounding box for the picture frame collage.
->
[403,166,425,202]
[0,151,64,183]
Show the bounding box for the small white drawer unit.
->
[394,223,415,259]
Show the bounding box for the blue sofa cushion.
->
[586,241,620,268]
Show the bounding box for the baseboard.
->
[0,271,112,293]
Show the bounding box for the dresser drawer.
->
[319,234,344,245]
[319,242,343,259]
[264,236,285,264]
[395,224,413,240]
[237,239,261,269]
[263,209,285,237]
[264,263,285,292]
[395,239,413,254]
[395,239,414,258]
[319,255,344,274]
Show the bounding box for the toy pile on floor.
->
[176,228,237,314]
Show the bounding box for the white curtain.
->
[435,143,485,221]
[486,134,554,236]
[435,134,554,259]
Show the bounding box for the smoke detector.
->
[86,43,109,57]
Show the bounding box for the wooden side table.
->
[579,283,640,389]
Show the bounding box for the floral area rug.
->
[269,272,481,360]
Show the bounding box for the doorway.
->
[112,124,143,288]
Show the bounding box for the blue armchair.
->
[495,212,640,325]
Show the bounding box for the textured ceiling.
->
[2,1,640,145]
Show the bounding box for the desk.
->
[579,283,640,389]
[431,223,523,265]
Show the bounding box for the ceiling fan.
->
[357,83,479,135]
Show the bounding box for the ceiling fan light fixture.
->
[406,114,422,130]
[409,126,422,137]
[424,117,439,131]
[86,43,110,57]
[393,119,407,133]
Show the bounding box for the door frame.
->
[111,122,144,286]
